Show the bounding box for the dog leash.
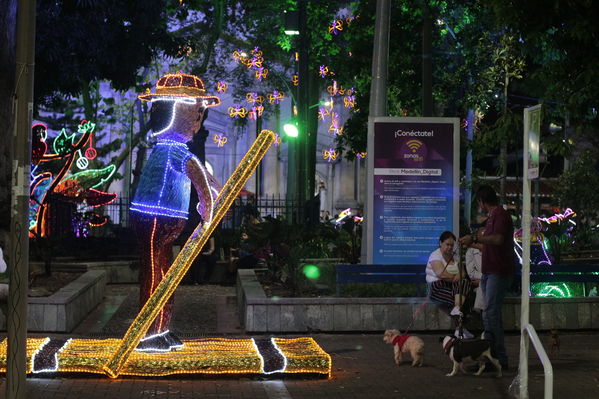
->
[400,296,430,336]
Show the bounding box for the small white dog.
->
[441,335,502,377]
[383,329,425,367]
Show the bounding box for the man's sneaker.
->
[454,328,474,339]
[450,306,463,317]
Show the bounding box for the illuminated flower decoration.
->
[255,67,268,81]
[318,107,330,121]
[356,152,367,159]
[292,74,299,86]
[345,16,355,25]
[344,95,356,108]
[337,87,345,95]
[328,19,344,35]
[216,81,228,93]
[323,148,338,162]
[274,134,282,146]
[353,216,364,223]
[319,65,329,78]
[213,133,228,147]
[346,87,355,95]
[228,105,248,118]
[267,91,284,104]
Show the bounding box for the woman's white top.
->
[425,248,458,283]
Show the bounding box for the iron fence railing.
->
[46,194,311,238]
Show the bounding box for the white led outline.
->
[31,338,72,374]
[30,337,50,373]
[150,98,198,137]
[250,338,288,374]
[134,330,183,353]
[130,202,188,219]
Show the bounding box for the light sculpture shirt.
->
[130,140,195,219]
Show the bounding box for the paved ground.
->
[1,284,598,398]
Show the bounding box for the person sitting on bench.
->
[425,231,474,338]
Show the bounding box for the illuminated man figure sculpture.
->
[130,72,221,351]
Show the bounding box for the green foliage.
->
[554,151,599,246]
[35,0,178,102]
[240,217,361,295]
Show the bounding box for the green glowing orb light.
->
[302,264,320,279]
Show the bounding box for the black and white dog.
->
[440,335,502,377]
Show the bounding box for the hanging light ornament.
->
[328,19,344,35]
[343,95,356,109]
[213,133,228,147]
[216,81,228,93]
[247,105,264,120]
[246,92,264,104]
[292,74,299,87]
[267,91,284,104]
[255,67,268,81]
[228,105,248,118]
[319,65,329,78]
[323,148,338,162]
[318,107,330,121]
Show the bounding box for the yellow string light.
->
[0,337,331,378]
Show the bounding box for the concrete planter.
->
[238,269,599,333]
[31,260,138,284]
[0,270,107,333]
